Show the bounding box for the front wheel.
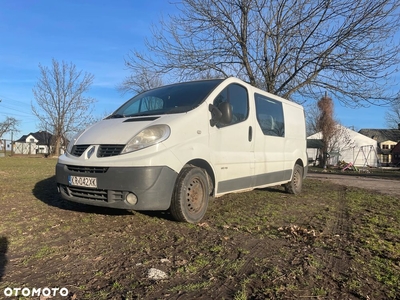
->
[284,164,303,194]
[169,167,209,223]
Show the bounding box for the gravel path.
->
[307,172,400,197]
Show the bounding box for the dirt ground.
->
[0,160,399,300]
[307,171,400,197]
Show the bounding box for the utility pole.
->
[11,130,14,156]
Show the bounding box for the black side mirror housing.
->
[209,102,232,127]
[218,102,233,125]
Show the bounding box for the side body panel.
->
[282,101,308,174]
[208,79,307,197]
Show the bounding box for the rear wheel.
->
[284,164,303,194]
[170,167,209,223]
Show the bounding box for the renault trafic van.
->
[56,77,308,223]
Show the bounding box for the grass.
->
[345,189,400,298]
[233,277,251,300]
[0,157,399,299]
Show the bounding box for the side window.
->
[213,84,248,126]
[255,93,285,137]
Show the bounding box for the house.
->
[358,126,400,166]
[307,124,379,167]
[14,131,54,155]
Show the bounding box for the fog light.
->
[126,193,138,205]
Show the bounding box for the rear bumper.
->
[56,163,178,210]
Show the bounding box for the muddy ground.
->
[0,159,399,299]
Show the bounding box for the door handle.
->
[248,126,253,142]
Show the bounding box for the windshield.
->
[109,79,223,118]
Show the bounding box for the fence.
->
[0,139,51,156]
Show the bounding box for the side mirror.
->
[218,102,233,125]
[209,102,232,127]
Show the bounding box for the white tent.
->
[307,125,379,167]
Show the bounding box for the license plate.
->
[68,175,97,188]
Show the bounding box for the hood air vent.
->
[123,117,160,122]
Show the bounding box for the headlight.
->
[122,124,170,154]
[66,142,74,154]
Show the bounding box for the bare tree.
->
[119,66,163,94]
[305,103,320,136]
[308,95,357,166]
[385,99,400,129]
[0,117,19,139]
[316,94,336,167]
[125,0,400,107]
[32,59,96,156]
[119,65,222,95]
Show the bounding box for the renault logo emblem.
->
[87,146,95,159]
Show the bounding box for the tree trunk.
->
[54,135,61,156]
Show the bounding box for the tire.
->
[170,167,209,223]
[284,164,303,194]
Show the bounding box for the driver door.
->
[209,83,255,194]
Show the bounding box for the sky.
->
[0,0,394,141]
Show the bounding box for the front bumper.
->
[56,163,178,210]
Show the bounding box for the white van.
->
[56,77,308,223]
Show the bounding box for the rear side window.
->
[213,83,249,126]
[255,93,285,137]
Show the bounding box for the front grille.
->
[68,186,108,201]
[71,145,90,156]
[71,144,124,157]
[61,185,124,202]
[67,165,109,174]
[98,145,124,157]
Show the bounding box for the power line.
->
[0,104,34,116]
[0,94,30,106]
[0,95,36,119]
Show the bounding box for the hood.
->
[75,116,161,145]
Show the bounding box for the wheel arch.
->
[294,158,308,179]
[295,158,304,168]
[184,159,215,196]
